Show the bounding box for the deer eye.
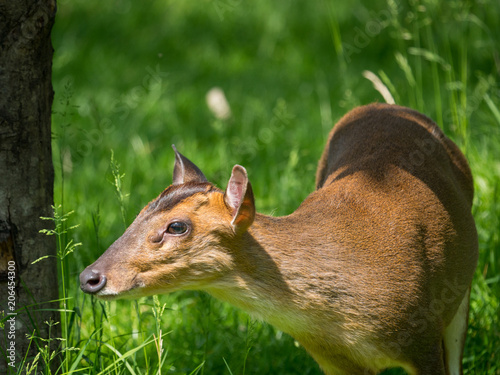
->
[166,221,189,235]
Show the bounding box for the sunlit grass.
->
[20,0,500,373]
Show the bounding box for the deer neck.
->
[207,212,332,334]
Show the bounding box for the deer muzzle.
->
[80,267,107,294]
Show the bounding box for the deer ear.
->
[172,145,208,185]
[224,165,255,232]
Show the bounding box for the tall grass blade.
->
[483,93,500,126]
[69,329,101,373]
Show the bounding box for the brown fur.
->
[80,103,478,374]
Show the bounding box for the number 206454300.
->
[7,261,16,312]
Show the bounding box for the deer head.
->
[79,146,255,300]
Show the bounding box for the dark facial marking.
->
[144,182,221,214]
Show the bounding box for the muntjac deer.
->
[80,103,478,375]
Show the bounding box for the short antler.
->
[172,145,207,185]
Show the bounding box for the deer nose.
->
[80,268,107,294]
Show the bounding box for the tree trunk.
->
[0,1,58,373]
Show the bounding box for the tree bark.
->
[0,1,58,373]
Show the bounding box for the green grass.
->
[14,0,500,373]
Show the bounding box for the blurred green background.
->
[46,0,500,373]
